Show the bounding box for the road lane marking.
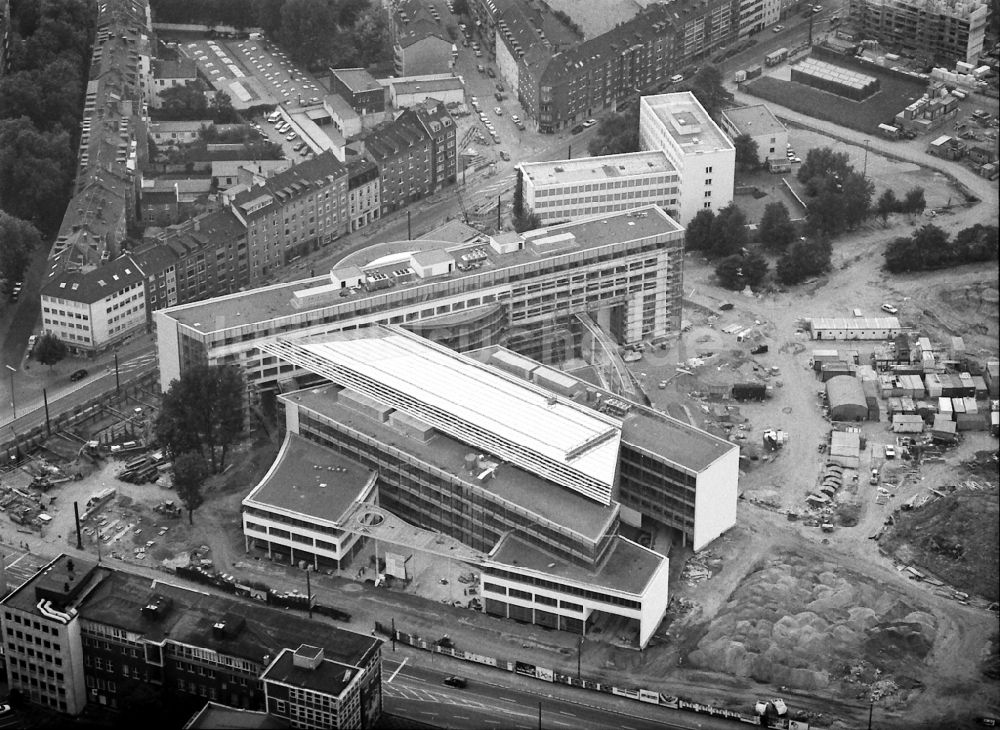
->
[386,657,408,683]
[501,697,517,703]
[559,711,576,716]
[553,722,571,727]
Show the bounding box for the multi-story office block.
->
[40,255,147,354]
[720,104,789,167]
[229,151,349,279]
[247,326,736,646]
[0,555,382,723]
[847,0,987,64]
[639,92,735,225]
[516,151,679,224]
[154,206,685,395]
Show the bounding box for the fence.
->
[374,622,810,729]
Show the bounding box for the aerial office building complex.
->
[155,205,685,397]
[0,554,382,726]
[245,326,737,647]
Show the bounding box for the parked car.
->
[881,303,899,314]
[582,118,597,128]
[884,444,896,459]
[486,68,496,78]
[773,24,784,32]
[500,150,510,161]
[494,106,502,115]
[27,334,37,354]
[571,124,585,134]
[70,369,89,382]
[494,92,504,102]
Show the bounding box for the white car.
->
[881,303,899,314]
[773,24,784,32]
[582,118,597,128]
[884,444,896,459]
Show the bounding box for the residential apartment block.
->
[347,160,381,232]
[361,100,456,214]
[39,0,153,352]
[483,0,735,131]
[0,554,382,724]
[249,325,736,647]
[150,58,197,107]
[847,0,988,63]
[154,205,685,398]
[229,151,349,280]
[719,104,789,167]
[391,0,454,76]
[517,151,679,224]
[639,92,735,225]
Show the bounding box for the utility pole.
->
[391,617,396,651]
[113,353,120,395]
[863,139,870,178]
[576,635,582,681]
[496,194,501,230]
[407,211,412,240]
[868,701,874,729]
[306,567,313,619]
[42,388,51,436]
[538,701,542,730]
[73,502,83,550]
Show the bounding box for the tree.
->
[883,224,949,272]
[684,208,714,251]
[254,0,285,33]
[337,0,369,27]
[951,224,998,264]
[352,8,391,66]
[157,83,209,120]
[173,452,209,525]
[757,202,795,250]
[902,186,926,216]
[0,118,74,232]
[512,211,542,232]
[777,237,832,284]
[709,202,748,258]
[733,133,759,172]
[839,171,874,231]
[513,168,525,218]
[797,147,851,195]
[279,0,336,68]
[689,65,728,118]
[155,364,245,472]
[875,189,898,226]
[33,334,67,368]
[452,0,470,16]
[715,251,768,290]
[588,107,639,156]
[0,211,41,283]
[210,90,237,124]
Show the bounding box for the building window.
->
[705,166,713,173]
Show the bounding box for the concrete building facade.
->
[517,151,679,224]
[719,104,789,167]
[153,206,685,397]
[639,92,736,225]
[847,0,988,63]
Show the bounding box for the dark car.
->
[571,124,585,134]
[70,369,89,382]
[500,150,510,161]
[442,676,467,688]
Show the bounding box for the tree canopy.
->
[709,202,749,258]
[684,208,715,252]
[172,452,209,525]
[777,237,832,284]
[733,133,760,172]
[0,211,42,283]
[715,251,768,290]
[0,118,74,232]
[155,365,245,472]
[689,65,729,118]
[33,333,67,368]
[588,107,639,156]
[884,223,997,273]
[757,202,795,251]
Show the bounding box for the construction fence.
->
[375,622,810,729]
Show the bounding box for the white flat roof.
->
[810,317,901,330]
[642,92,734,154]
[263,327,622,504]
[520,151,675,186]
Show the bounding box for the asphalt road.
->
[382,657,742,730]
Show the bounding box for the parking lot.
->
[179,37,324,108]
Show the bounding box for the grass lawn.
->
[743,66,927,135]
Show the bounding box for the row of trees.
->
[0,0,95,281]
[155,365,245,524]
[884,223,997,273]
[154,84,240,123]
[684,203,749,259]
[151,0,390,70]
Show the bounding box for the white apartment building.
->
[639,92,735,226]
[763,0,782,26]
[737,0,765,36]
[719,104,789,166]
[516,152,679,224]
[40,255,147,353]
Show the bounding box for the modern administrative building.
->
[154,205,684,400]
[241,326,738,648]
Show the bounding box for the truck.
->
[746,64,763,80]
[732,382,771,401]
[765,48,789,66]
[734,69,747,83]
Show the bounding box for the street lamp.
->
[863,139,870,179]
[5,365,16,420]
